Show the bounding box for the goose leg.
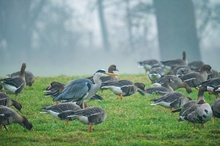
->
[193,123,196,129]
[212,117,216,124]
[118,94,122,101]
[201,123,204,128]
[88,124,92,132]
[0,126,2,131]
[169,108,174,115]
[65,120,68,126]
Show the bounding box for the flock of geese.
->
[1,51,220,132]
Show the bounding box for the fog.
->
[0,0,219,77]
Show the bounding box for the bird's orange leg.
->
[88,124,92,132]
[118,94,122,101]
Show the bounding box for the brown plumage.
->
[0,92,22,111]
[0,106,33,131]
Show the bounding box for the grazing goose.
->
[150,92,192,114]
[161,51,187,68]
[7,70,35,87]
[154,75,192,93]
[198,77,220,98]
[180,64,212,87]
[177,86,213,128]
[100,80,144,101]
[0,106,33,131]
[40,102,81,125]
[168,65,192,77]
[0,92,22,111]
[53,70,117,108]
[0,63,26,100]
[138,59,161,73]
[148,66,166,83]
[58,106,107,132]
[211,98,220,124]
[188,60,204,72]
[138,79,174,96]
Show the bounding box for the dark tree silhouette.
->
[154,0,201,61]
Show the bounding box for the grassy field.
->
[1,74,220,146]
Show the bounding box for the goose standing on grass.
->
[0,92,22,111]
[40,102,81,125]
[0,63,26,100]
[177,86,213,128]
[180,64,212,87]
[53,69,117,108]
[0,105,33,131]
[150,92,192,114]
[100,80,145,101]
[211,98,220,124]
[58,106,107,132]
[7,70,35,87]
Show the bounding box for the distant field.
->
[1,74,220,146]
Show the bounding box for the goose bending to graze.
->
[58,106,107,132]
[161,51,187,68]
[150,92,192,114]
[180,64,212,87]
[176,86,213,128]
[155,75,192,93]
[139,80,174,96]
[7,70,35,87]
[211,98,220,124]
[100,80,145,101]
[198,77,220,98]
[41,102,81,125]
[0,63,26,100]
[0,106,33,131]
[53,70,117,108]
[0,92,22,111]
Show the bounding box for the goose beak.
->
[106,73,117,76]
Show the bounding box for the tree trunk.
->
[154,0,201,62]
[97,0,110,51]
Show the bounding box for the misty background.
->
[0,0,220,77]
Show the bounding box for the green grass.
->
[1,74,220,146]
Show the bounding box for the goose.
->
[40,102,81,125]
[58,106,107,132]
[7,70,35,87]
[188,60,204,72]
[180,64,212,87]
[148,66,166,83]
[150,92,192,114]
[161,51,187,68]
[0,105,33,131]
[139,80,174,96]
[0,92,22,111]
[0,63,26,100]
[100,80,144,101]
[53,69,117,108]
[211,98,220,124]
[198,77,220,98]
[138,59,161,73]
[168,65,192,78]
[154,75,192,93]
[177,86,213,128]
